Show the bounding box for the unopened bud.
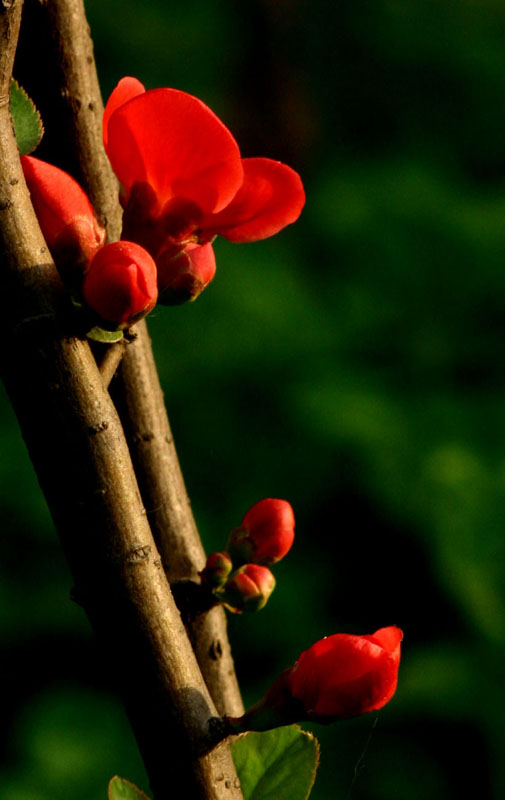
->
[21,155,105,280]
[82,241,158,329]
[156,242,216,305]
[227,626,403,732]
[227,498,295,566]
[216,564,276,613]
[201,551,233,589]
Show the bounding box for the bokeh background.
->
[2,0,505,797]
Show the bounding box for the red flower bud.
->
[286,626,403,722]
[21,155,105,274]
[201,551,233,589]
[227,626,403,732]
[216,564,276,613]
[156,242,216,305]
[227,498,295,566]
[82,241,157,328]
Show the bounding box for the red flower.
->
[286,626,403,721]
[227,498,295,566]
[227,626,403,732]
[216,563,276,613]
[21,155,105,273]
[82,241,158,328]
[103,77,305,300]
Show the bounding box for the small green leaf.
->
[86,325,124,343]
[231,725,320,800]
[10,79,44,155]
[108,776,151,800]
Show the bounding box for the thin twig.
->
[93,337,127,387]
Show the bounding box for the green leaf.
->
[86,325,124,343]
[231,725,320,800]
[10,79,44,155]
[108,776,151,800]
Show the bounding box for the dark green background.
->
[2,1,505,797]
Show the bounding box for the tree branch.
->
[0,3,242,796]
[113,323,245,716]
[23,0,244,718]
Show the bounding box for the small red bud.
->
[201,551,233,589]
[227,626,403,733]
[82,241,158,328]
[21,155,105,276]
[227,498,295,566]
[216,564,276,613]
[156,242,216,305]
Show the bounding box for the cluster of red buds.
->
[20,77,305,333]
[201,500,403,725]
[201,498,295,613]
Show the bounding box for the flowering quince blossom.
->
[286,625,403,721]
[227,497,295,566]
[21,155,105,272]
[103,77,306,303]
[227,626,403,732]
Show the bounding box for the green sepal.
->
[86,325,124,343]
[231,725,320,800]
[108,776,151,800]
[10,79,44,155]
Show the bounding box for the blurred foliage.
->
[2,0,505,798]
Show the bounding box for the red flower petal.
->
[21,155,105,263]
[102,76,146,150]
[364,625,403,661]
[200,157,305,243]
[105,86,243,216]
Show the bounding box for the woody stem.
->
[16,0,244,718]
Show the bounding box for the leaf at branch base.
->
[231,725,320,800]
[10,79,44,156]
[86,325,124,343]
[108,776,151,800]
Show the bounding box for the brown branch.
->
[93,336,128,386]
[24,0,244,718]
[0,3,242,798]
[114,323,245,716]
